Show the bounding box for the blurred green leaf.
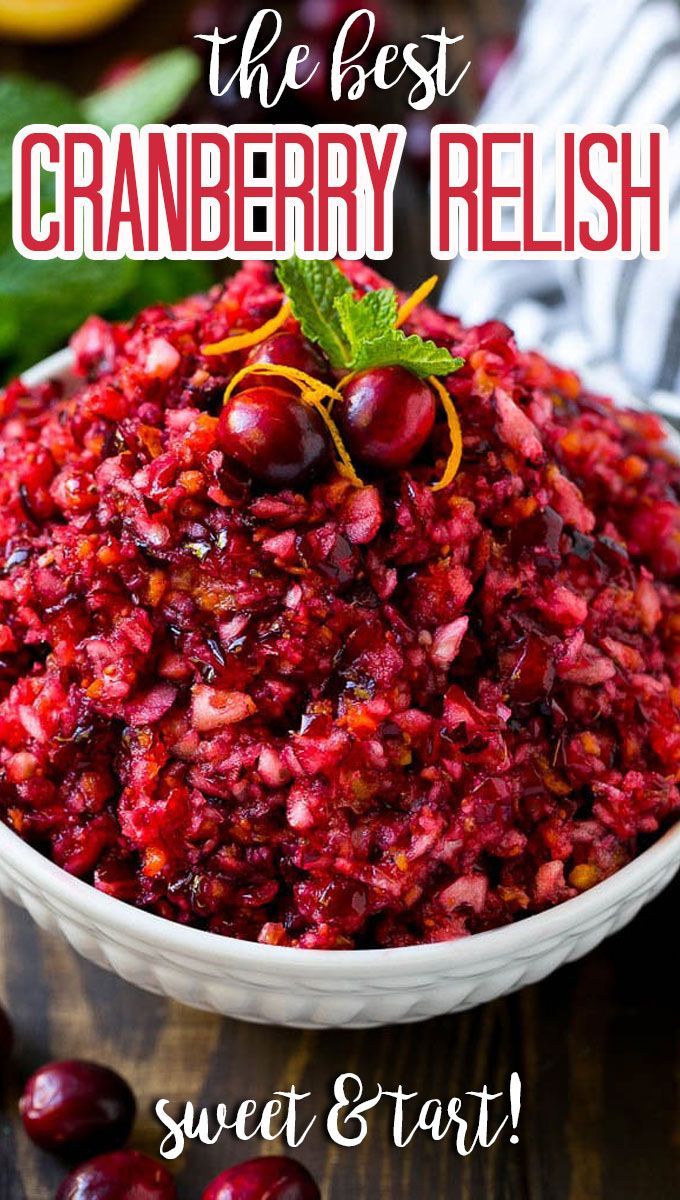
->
[0,249,138,376]
[82,49,201,130]
[0,75,83,203]
[111,258,213,316]
[0,54,212,383]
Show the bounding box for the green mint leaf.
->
[277,257,464,381]
[335,288,397,356]
[276,257,353,370]
[350,329,464,379]
[82,49,200,131]
[0,74,83,203]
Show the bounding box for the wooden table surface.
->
[1,1,678,1197]
[1,875,679,1200]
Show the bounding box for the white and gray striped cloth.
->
[441,0,680,417]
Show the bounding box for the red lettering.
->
[190,133,230,254]
[148,131,187,253]
[19,132,59,254]
[106,132,144,254]
[437,131,478,254]
[317,131,358,254]
[63,132,103,254]
[563,132,575,253]
[579,133,618,252]
[620,129,662,253]
[481,132,521,253]
[233,132,274,254]
[274,132,314,254]
[522,132,562,252]
[360,130,400,254]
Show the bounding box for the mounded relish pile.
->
[1,261,679,948]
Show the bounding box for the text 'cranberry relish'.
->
[1,260,680,949]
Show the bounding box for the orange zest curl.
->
[336,372,356,391]
[330,371,358,413]
[201,301,292,356]
[300,387,364,488]
[396,276,439,329]
[429,376,463,492]
[337,368,463,493]
[222,363,339,407]
[222,363,364,488]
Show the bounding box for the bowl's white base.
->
[1,822,678,1028]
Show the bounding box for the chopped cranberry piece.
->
[595,534,630,569]
[507,635,556,704]
[296,876,368,932]
[509,506,564,561]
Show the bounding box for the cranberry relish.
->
[1,261,679,949]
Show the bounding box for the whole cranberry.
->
[0,1003,13,1064]
[337,366,436,472]
[218,386,330,486]
[19,1060,136,1156]
[241,332,329,394]
[202,1156,320,1200]
[56,1150,176,1200]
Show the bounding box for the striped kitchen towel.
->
[441,0,680,416]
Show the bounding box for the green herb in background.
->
[0,49,212,383]
[82,49,202,131]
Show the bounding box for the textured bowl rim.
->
[2,819,679,975]
[1,347,678,978]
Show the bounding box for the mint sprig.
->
[276,257,464,380]
[351,329,459,376]
[275,257,353,370]
[335,288,398,350]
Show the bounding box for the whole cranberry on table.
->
[56,1150,177,1200]
[202,1156,321,1200]
[19,1060,136,1156]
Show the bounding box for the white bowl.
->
[1,349,679,1029]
